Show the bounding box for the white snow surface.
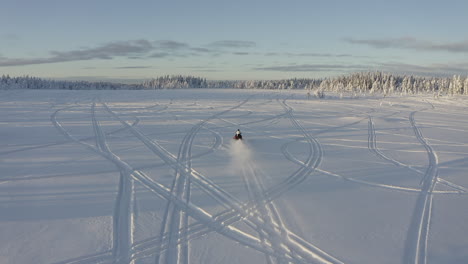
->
[1,89,467,264]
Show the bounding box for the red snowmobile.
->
[233,129,243,140]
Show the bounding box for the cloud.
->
[254,64,368,72]
[233,52,250,55]
[254,61,468,76]
[114,66,152,69]
[155,40,189,50]
[379,62,468,76]
[51,39,154,59]
[208,40,256,48]
[0,39,156,66]
[0,39,259,67]
[345,37,468,53]
[150,52,171,58]
[55,76,146,84]
[289,52,338,57]
[263,52,367,58]
[190,47,213,53]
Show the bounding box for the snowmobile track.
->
[104,100,343,264]
[403,110,439,264]
[91,103,135,264]
[56,103,299,263]
[367,116,465,193]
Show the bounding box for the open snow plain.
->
[1,89,467,264]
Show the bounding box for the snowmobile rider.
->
[235,129,242,140]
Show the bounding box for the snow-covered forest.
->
[0,75,142,90]
[142,75,208,89]
[1,72,467,95]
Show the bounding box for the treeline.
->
[0,75,206,90]
[207,79,322,90]
[208,72,468,96]
[142,75,207,89]
[317,72,468,96]
[1,73,467,95]
[0,75,142,90]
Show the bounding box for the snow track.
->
[103,99,343,264]
[236,143,293,264]
[55,103,293,263]
[368,116,466,193]
[91,103,135,264]
[403,111,439,264]
[155,99,249,264]
[269,100,323,200]
[52,103,137,264]
[4,90,467,264]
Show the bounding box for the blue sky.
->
[1,0,468,81]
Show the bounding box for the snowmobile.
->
[233,129,243,140]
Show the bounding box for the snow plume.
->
[228,140,268,198]
[228,140,252,173]
[228,140,267,187]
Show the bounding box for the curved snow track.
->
[101,97,345,264]
[5,91,466,264]
[403,111,439,264]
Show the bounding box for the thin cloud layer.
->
[254,64,368,72]
[0,40,155,66]
[345,37,468,53]
[379,62,468,76]
[0,39,258,67]
[155,40,189,50]
[3,37,467,77]
[208,40,256,48]
[114,66,152,69]
[254,61,468,76]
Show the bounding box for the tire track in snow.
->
[91,102,135,264]
[105,101,342,264]
[56,103,296,263]
[403,111,439,264]
[52,104,136,264]
[266,100,323,201]
[215,98,344,263]
[1,110,140,158]
[155,115,223,264]
[222,100,295,264]
[161,99,252,264]
[53,251,114,264]
[229,98,340,264]
[211,99,341,263]
[104,99,251,264]
[57,102,312,263]
[279,112,423,194]
[161,99,301,263]
[274,100,347,264]
[237,152,274,264]
[157,118,202,264]
[229,99,329,263]
[130,170,308,263]
[237,143,293,264]
[276,112,460,195]
[220,99,341,263]
[368,116,466,193]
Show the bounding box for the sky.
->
[1,0,468,82]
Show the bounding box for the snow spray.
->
[228,140,252,173]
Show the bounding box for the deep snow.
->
[1,89,467,264]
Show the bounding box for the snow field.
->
[0,89,467,264]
